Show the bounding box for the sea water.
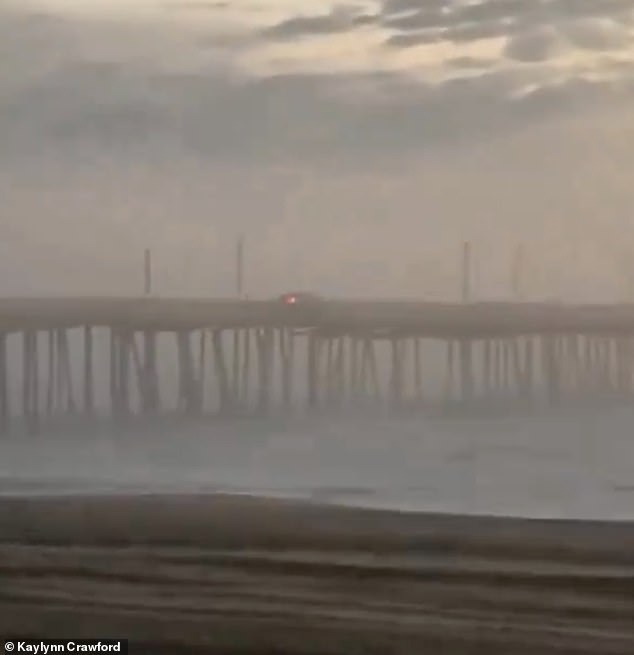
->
[1,407,633,520]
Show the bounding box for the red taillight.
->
[284,294,297,304]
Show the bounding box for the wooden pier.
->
[1,297,634,432]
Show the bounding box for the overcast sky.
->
[3,0,634,299]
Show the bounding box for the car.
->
[276,291,324,305]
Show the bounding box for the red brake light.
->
[284,294,297,304]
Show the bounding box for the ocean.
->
[1,407,634,520]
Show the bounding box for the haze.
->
[3,0,634,300]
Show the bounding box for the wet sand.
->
[1,494,634,653]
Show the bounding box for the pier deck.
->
[0,297,633,335]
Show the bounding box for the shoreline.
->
[2,494,634,653]
[2,492,634,554]
[1,486,633,523]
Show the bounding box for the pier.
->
[0,296,633,432]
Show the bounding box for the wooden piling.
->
[58,329,76,415]
[143,330,160,414]
[541,336,561,406]
[22,331,39,433]
[413,338,423,405]
[279,328,295,411]
[360,337,380,404]
[110,329,130,421]
[458,339,474,405]
[255,327,273,416]
[0,332,8,432]
[522,338,535,405]
[118,330,130,419]
[333,336,345,410]
[177,330,202,416]
[389,337,404,411]
[240,328,250,411]
[198,330,207,414]
[83,326,94,417]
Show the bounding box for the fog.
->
[2,0,634,518]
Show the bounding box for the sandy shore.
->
[1,494,634,653]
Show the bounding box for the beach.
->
[2,493,634,654]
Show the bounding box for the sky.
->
[3,0,634,299]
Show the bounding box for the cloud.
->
[379,0,634,46]
[502,17,632,63]
[380,0,634,27]
[562,18,632,51]
[503,26,570,62]
[383,9,446,32]
[447,56,497,70]
[3,1,634,171]
[261,6,364,40]
[4,54,633,172]
[163,1,228,10]
[384,30,442,48]
[381,0,449,15]
[4,5,634,300]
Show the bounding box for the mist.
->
[2,0,634,520]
